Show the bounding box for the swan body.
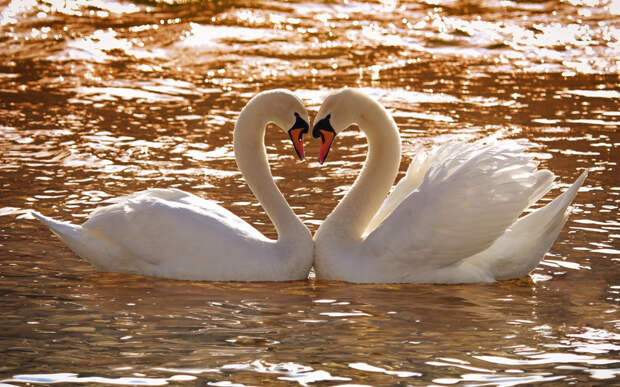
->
[311,88,586,284]
[34,90,313,281]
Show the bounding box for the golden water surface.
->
[0,0,618,385]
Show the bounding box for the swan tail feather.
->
[468,171,587,280]
[33,211,83,243]
[32,211,118,270]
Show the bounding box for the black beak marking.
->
[312,114,334,138]
[288,112,309,160]
[290,112,309,137]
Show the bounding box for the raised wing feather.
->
[366,142,472,234]
[365,141,549,270]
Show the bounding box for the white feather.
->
[313,89,586,283]
[34,90,313,281]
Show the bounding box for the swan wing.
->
[87,188,264,244]
[465,171,586,280]
[366,142,471,233]
[365,141,551,271]
[36,189,276,280]
[82,189,268,266]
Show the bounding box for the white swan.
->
[311,88,587,284]
[33,89,313,281]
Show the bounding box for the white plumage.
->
[312,88,586,283]
[34,90,313,281]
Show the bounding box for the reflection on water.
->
[0,0,618,385]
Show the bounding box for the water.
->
[0,0,618,385]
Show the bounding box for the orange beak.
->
[288,112,309,161]
[312,114,336,164]
[318,129,335,165]
[288,127,306,161]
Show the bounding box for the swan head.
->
[263,89,310,161]
[312,88,358,164]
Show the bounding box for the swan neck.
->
[233,97,307,241]
[321,93,401,240]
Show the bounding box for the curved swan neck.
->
[233,95,307,241]
[320,92,401,241]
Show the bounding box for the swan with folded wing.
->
[34,89,313,281]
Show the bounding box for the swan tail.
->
[468,171,587,280]
[33,211,83,242]
[32,211,116,270]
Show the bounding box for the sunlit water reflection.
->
[0,0,618,385]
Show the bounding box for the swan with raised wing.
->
[33,89,313,281]
[311,88,586,284]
